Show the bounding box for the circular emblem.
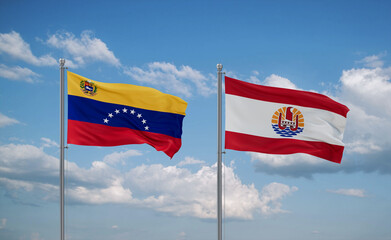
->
[80,80,98,96]
[271,106,304,137]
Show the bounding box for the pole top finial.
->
[217,63,223,71]
[59,58,65,66]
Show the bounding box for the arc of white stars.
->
[104,108,150,131]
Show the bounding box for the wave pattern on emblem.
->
[272,124,304,137]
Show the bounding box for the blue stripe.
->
[68,95,184,139]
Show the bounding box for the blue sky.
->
[1,0,391,240]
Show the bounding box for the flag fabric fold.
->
[67,71,187,158]
[225,76,349,163]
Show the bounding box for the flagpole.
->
[217,63,223,240]
[59,58,65,240]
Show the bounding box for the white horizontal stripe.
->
[225,94,347,146]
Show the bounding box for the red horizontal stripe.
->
[67,120,182,158]
[225,131,344,163]
[225,76,349,118]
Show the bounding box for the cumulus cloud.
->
[338,65,391,160]
[67,179,134,204]
[46,30,121,68]
[259,182,298,214]
[30,232,44,240]
[356,53,386,68]
[40,137,59,149]
[177,231,187,240]
[263,74,298,89]
[102,149,142,166]
[0,64,40,83]
[0,113,20,127]
[0,218,6,229]
[327,188,366,198]
[177,156,205,167]
[0,142,297,220]
[126,163,297,219]
[249,152,340,179]
[0,31,56,66]
[123,62,215,97]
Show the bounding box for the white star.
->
[103,118,109,123]
[115,109,120,114]
[137,113,142,118]
[144,126,149,130]
[108,113,113,118]
[122,108,127,113]
[142,119,146,124]
[130,109,135,114]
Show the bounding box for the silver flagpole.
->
[59,58,65,240]
[217,63,223,240]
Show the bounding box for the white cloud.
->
[339,66,391,116]
[67,179,134,204]
[356,53,386,68]
[0,177,57,193]
[339,66,391,155]
[126,163,297,219]
[0,64,40,83]
[0,113,20,127]
[247,71,261,84]
[0,31,57,66]
[248,75,261,84]
[46,30,121,68]
[249,152,321,168]
[249,152,342,179]
[0,144,58,177]
[177,231,186,240]
[124,62,215,97]
[177,156,205,167]
[0,218,6,229]
[103,149,142,166]
[40,137,59,149]
[259,182,298,214]
[263,74,298,89]
[0,142,297,219]
[327,188,366,198]
[31,232,44,240]
[0,177,35,191]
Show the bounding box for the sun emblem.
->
[80,80,97,96]
[271,106,304,137]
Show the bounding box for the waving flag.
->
[225,76,349,163]
[67,72,187,158]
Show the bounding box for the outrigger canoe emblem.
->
[271,107,304,137]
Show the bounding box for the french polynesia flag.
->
[67,72,187,158]
[225,76,349,164]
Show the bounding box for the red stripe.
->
[225,131,344,164]
[67,120,182,158]
[225,76,349,117]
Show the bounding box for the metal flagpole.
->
[217,63,223,240]
[59,58,65,240]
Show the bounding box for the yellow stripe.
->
[67,71,187,115]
